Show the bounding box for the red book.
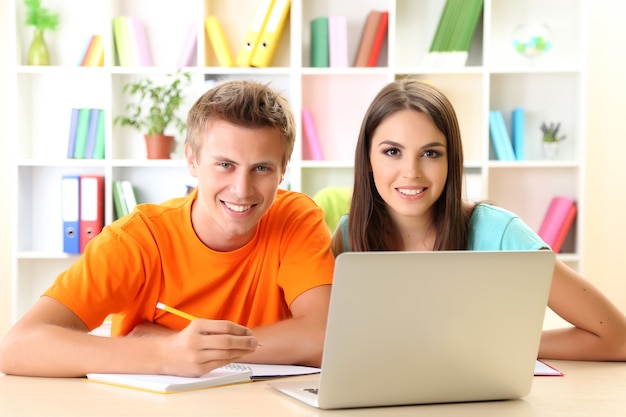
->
[79,175,105,253]
[537,196,577,253]
[367,11,388,67]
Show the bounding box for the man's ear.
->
[185,143,198,177]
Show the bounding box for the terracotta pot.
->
[144,134,175,159]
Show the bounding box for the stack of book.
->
[78,34,104,66]
[67,108,105,160]
[353,10,388,67]
[112,16,152,66]
[112,180,139,220]
[488,108,525,161]
[423,0,483,67]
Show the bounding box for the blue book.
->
[488,110,515,161]
[66,108,80,158]
[512,107,525,160]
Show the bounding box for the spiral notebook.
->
[87,363,320,394]
[271,250,556,409]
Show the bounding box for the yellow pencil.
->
[156,302,198,321]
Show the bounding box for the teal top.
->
[338,203,548,251]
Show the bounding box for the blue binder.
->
[61,175,80,254]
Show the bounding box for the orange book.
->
[354,10,382,67]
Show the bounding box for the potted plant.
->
[540,121,566,160]
[114,71,192,159]
[23,0,60,65]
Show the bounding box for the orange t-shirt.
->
[44,189,335,336]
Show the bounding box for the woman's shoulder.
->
[470,202,520,222]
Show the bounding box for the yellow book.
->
[204,16,234,67]
[250,0,290,67]
[235,0,275,67]
[88,34,104,66]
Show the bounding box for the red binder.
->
[537,196,577,253]
[79,175,105,253]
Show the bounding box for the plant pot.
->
[144,134,175,159]
[28,28,50,66]
[542,141,560,160]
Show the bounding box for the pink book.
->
[126,16,152,66]
[177,23,198,68]
[301,108,324,161]
[537,196,577,253]
[328,15,348,68]
[367,11,388,67]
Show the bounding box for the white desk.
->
[1,361,625,416]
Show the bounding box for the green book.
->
[112,180,128,219]
[92,109,105,159]
[73,108,91,159]
[310,17,329,67]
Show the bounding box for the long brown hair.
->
[348,79,468,251]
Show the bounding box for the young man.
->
[0,80,335,377]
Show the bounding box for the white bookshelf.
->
[9,0,587,321]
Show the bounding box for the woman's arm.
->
[539,259,626,360]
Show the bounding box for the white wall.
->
[0,0,13,339]
[584,0,626,309]
[0,1,625,339]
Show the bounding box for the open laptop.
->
[270,250,555,409]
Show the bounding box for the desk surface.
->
[2,360,625,417]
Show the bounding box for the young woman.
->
[332,78,626,361]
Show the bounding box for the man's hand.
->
[131,319,259,377]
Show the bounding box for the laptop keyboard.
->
[304,388,319,395]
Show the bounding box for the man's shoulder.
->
[272,189,317,210]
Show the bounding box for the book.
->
[488,110,515,161]
[367,11,388,67]
[301,108,324,160]
[512,107,525,160]
[121,180,138,213]
[534,360,563,376]
[112,180,127,220]
[73,108,92,159]
[310,16,329,67]
[538,196,577,253]
[354,10,382,67]
[235,0,275,67]
[176,23,198,68]
[79,35,104,66]
[86,363,320,394]
[424,0,483,67]
[205,16,234,67]
[328,15,348,68]
[66,108,80,158]
[250,0,290,67]
[83,108,100,159]
[92,109,105,159]
[112,16,133,66]
[126,16,152,66]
